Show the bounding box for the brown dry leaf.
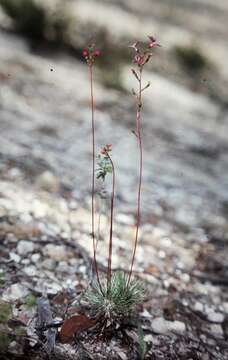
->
[60,315,96,343]
[144,265,159,275]
[0,222,40,239]
[52,292,71,306]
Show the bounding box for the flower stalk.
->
[128,67,143,286]
[128,37,160,285]
[83,44,102,290]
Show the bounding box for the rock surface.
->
[17,240,35,255]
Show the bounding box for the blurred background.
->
[0,0,228,301]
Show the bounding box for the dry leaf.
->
[60,315,96,343]
[145,265,159,275]
[52,292,71,306]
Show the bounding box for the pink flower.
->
[82,49,89,58]
[101,144,112,154]
[106,144,112,151]
[148,35,160,48]
[83,44,101,65]
[129,37,160,68]
[93,49,101,57]
[133,54,145,66]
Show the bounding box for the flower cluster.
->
[100,144,112,155]
[82,43,101,66]
[129,35,160,68]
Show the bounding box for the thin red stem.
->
[105,152,115,290]
[128,67,143,285]
[89,64,101,289]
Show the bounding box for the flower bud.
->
[93,49,101,57]
[133,54,144,66]
[82,49,89,58]
[148,35,161,48]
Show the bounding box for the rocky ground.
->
[0,0,228,359]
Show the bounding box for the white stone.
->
[141,309,152,318]
[182,299,189,307]
[21,259,30,265]
[180,273,190,283]
[207,311,224,323]
[56,261,69,273]
[10,252,21,263]
[115,213,134,225]
[23,265,37,277]
[144,334,153,343]
[62,278,74,288]
[160,237,172,247]
[194,302,204,313]
[71,208,90,226]
[46,282,62,295]
[31,253,41,263]
[20,213,33,223]
[3,283,29,301]
[32,199,48,219]
[169,320,186,333]
[8,341,18,352]
[36,171,59,192]
[7,234,17,243]
[44,223,60,237]
[151,317,170,334]
[151,317,186,335]
[210,324,224,337]
[153,227,167,240]
[41,258,56,270]
[68,200,78,210]
[17,240,34,255]
[158,250,166,259]
[43,244,68,261]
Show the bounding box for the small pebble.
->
[194,302,204,313]
[115,213,134,225]
[151,317,186,335]
[3,283,29,301]
[17,240,34,255]
[43,244,68,261]
[10,252,21,263]
[23,265,37,277]
[207,311,224,323]
[210,324,224,337]
[31,253,41,263]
